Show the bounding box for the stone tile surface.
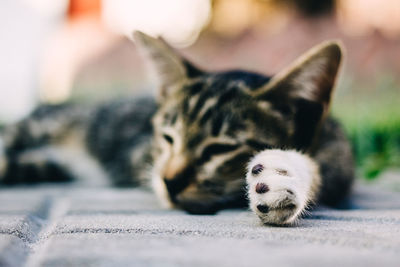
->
[0,177,400,267]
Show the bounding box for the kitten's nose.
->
[164,155,187,181]
[163,167,194,203]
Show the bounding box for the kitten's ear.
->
[256,41,343,148]
[133,31,200,100]
[257,40,343,113]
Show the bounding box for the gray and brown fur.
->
[0,32,354,215]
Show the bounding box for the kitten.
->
[134,32,354,219]
[0,32,355,225]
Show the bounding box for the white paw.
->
[246,149,320,225]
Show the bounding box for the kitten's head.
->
[134,32,343,214]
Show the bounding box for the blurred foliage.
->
[333,74,400,179]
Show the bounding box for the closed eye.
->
[199,143,240,163]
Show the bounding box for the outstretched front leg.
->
[246,149,321,226]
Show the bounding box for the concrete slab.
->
[0,235,29,267]
[0,176,399,267]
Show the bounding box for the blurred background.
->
[0,0,399,179]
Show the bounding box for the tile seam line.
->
[0,195,60,267]
[24,197,70,267]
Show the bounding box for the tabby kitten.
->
[0,32,354,225]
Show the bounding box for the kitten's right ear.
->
[133,31,200,100]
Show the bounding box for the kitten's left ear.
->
[133,31,201,100]
[256,41,343,148]
[257,40,343,113]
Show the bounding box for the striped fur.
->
[135,32,354,214]
[0,32,355,217]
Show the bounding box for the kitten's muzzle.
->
[163,167,194,203]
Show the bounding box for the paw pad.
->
[251,164,264,175]
[255,183,269,194]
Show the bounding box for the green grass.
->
[333,74,400,179]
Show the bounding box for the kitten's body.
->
[0,97,156,186]
[0,32,354,224]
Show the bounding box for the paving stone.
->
[64,188,160,215]
[0,178,399,267]
[0,189,47,214]
[40,233,400,267]
[0,235,29,267]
